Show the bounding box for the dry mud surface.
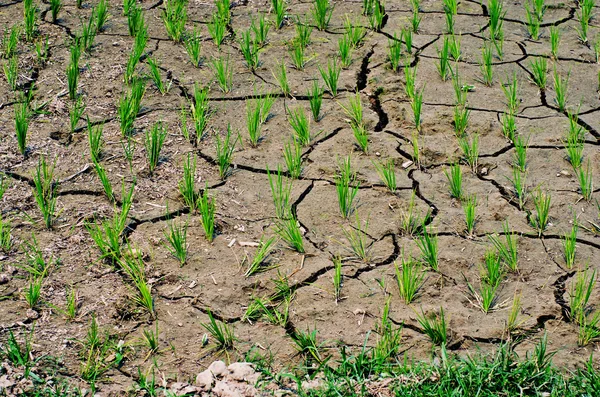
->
[1,0,600,393]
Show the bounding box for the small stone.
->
[481,167,488,175]
[402,160,413,169]
[208,360,229,378]
[196,370,214,391]
[26,309,39,320]
[227,362,256,382]
[0,273,10,284]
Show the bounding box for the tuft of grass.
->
[215,124,238,180]
[283,138,303,179]
[395,252,425,304]
[373,159,396,193]
[444,163,463,200]
[343,214,371,263]
[163,217,188,266]
[198,184,216,241]
[417,223,438,271]
[288,106,311,147]
[531,188,551,236]
[308,80,323,122]
[319,58,341,97]
[336,156,360,219]
[147,57,170,95]
[552,66,569,112]
[488,221,518,272]
[210,56,232,93]
[562,219,577,269]
[32,156,57,229]
[163,0,188,42]
[144,121,168,174]
[416,307,447,346]
[312,0,333,30]
[14,101,29,156]
[184,26,202,67]
[529,57,547,89]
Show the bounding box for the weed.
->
[288,106,311,146]
[32,156,57,229]
[283,138,303,179]
[529,57,547,88]
[395,252,425,304]
[416,307,447,345]
[246,236,277,277]
[1,328,34,376]
[417,224,438,271]
[184,27,202,67]
[65,287,78,320]
[308,80,323,121]
[336,156,359,219]
[562,220,577,269]
[373,159,396,193]
[210,56,232,93]
[147,57,170,95]
[531,188,551,236]
[20,234,53,277]
[272,61,290,96]
[163,0,188,42]
[463,194,477,235]
[292,328,323,364]
[163,217,188,266]
[319,58,341,97]
[198,185,216,241]
[14,102,29,156]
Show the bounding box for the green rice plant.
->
[251,13,269,47]
[246,236,277,277]
[64,286,77,320]
[142,323,159,355]
[66,43,80,100]
[289,42,307,70]
[343,214,371,262]
[50,0,61,23]
[403,27,413,54]
[531,0,546,21]
[23,0,37,42]
[288,106,311,146]
[336,156,359,219]
[552,67,569,112]
[564,112,584,168]
[508,167,527,209]
[340,91,363,128]
[410,0,421,32]
[118,78,146,136]
[271,0,286,29]
[344,16,365,48]
[295,17,313,47]
[69,97,86,134]
[32,156,57,229]
[246,100,263,147]
[562,220,577,269]
[124,26,147,83]
[369,0,386,32]
[179,153,198,210]
[506,291,522,332]
[19,234,53,277]
[215,124,238,180]
[513,134,529,172]
[208,13,226,48]
[163,217,188,266]
[34,36,49,65]
[267,165,292,219]
[388,33,402,72]
[437,36,452,81]
[404,63,417,100]
[569,267,595,322]
[144,121,168,174]
[458,133,479,172]
[239,29,259,71]
[400,190,430,236]
[529,57,547,89]
[184,27,202,68]
[595,39,600,63]
[95,0,109,32]
[373,159,396,193]
[576,0,593,43]
[162,0,188,43]
[127,5,144,37]
[481,250,503,288]
[292,328,324,364]
[283,138,303,179]
[463,194,477,235]
[14,102,29,155]
[444,163,462,199]
[0,216,12,253]
[373,299,402,364]
[190,84,211,142]
[395,252,425,304]
[411,87,424,132]
[332,256,343,302]
[24,276,44,309]
[312,0,333,30]
[577,160,593,201]
[417,223,438,271]
[276,216,304,252]
[488,0,505,41]
[501,111,517,141]
[272,61,290,97]
[3,56,18,91]
[338,34,353,69]
[87,213,124,264]
[524,2,541,40]
[210,56,232,93]
[501,72,519,113]
[198,185,216,241]
[531,188,551,236]
[488,221,518,272]
[0,177,5,200]
[451,69,467,106]
[480,43,494,86]
[308,80,323,122]
[215,0,231,24]
[2,25,20,59]
[319,58,341,97]
[87,119,103,163]
[119,249,154,315]
[466,277,499,313]
[79,14,97,53]
[443,0,457,33]
[147,57,170,95]
[578,310,600,346]
[453,103,470,136]
[416,307,447,346]
[550,26,560,59]
[256,89,276,123]
[92,160,114,203]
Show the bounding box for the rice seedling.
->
[142,323,159,355]
[147,57,170,95]
[411,87,424,132]
[411,131,421,166]
[513,134,529,172]
[124,26,147,83]
[508,168,527,209]
[562,220,577,269]
[250,13,270,47]
[246,100,263,147]
[24,276,44,309]
[466,277,499,313]
[550,26,560,59]
[373,159,396,193]
[388,33,402,72]
[444,163,462,199]
[343,214,371,262]
[122,135,136,173]
[208,13,227,48]
[577,160,593,201]
[506,291,522,332]
[64,287,78,321]
[369,0,386,32]
[401,28,413,55]
[453,103,470,136]
[578,311,600,346]
[23,0,37,42]
[481,250,503,288]
[344,16,365,48]
[210,56,232,93]
[417,223,438,271]
[488,221,518,272]
[92,160,114,203]
[66,43,80,100]
[595,39,600,63]
[480,44,494,86]
[215,125,238,180]
[395,252,425,304]
[268,165,292,219]
[569,267,595,322]
[338,34,353,68]
[576,0,593,43]
[2,25,19,59]
[179,153,198,210]
[95,0,109,32]
[410,0,421,32]
[127,4,144,37]
[501,73,519,113]
[319,58,341,97]
[198,185,216,241]
[163,0,188,43]
[14,102,29,156]
[458,133,479,172]
[564,112,585,168]
[184,27,202,68]
[552,67,569,112]
[119,249,154,315]
[288,106,311,146]
[19,234,55,277]
[0,216,12,253]
[87,214,124,264]
[271,0,286,29]
[190,84,211,142]
[312,0,333,31]
[463,194,477,235]
[443,0,457,34]
[531,188,551,236]
[336,156,359,219]
[529,57,547,89]
[416,307,447,345]
[488,0,505,42]
[246,236,277,277]
[163,217,188,266]
[3,56,18,91]
[400,190,429,236]
[34,36,49,65]
[501,111,517,141]
[308,80,323,122]
[239,29,259,71]
[289,42,308,70]
[340,91,363,128]
[524,2,541,40]
[144,122,168,174]
[69,97,86,134]
[79,14,97,53]
[404,63,417,100]
[331,256,343,302]
[215,0,231,24]
[118,78,146,136]
[283,138,303,179]
[50,0,61,23]
[374,299,403,364]
[295,17,313,48]
[276,216,304,252]
[272,61,290,97]
[257,89,276,123]
[437,36,452,81]
[32,156,57,229]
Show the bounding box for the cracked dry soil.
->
[1,0,600,393]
